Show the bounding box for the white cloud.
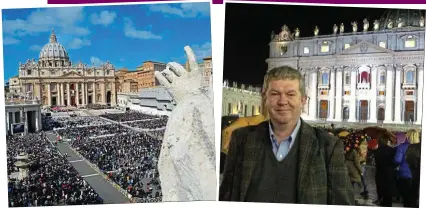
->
[124,18,162,40]
[3,37,20,45]
[3,7,89,37]
[68,38,91,49]
[29,45,42,51]
[90,56,104,66]
[190,42,212,59]
[147,3,210,18]
[90,10,117,26]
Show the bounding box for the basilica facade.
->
[268,9,424,125]
[16,30,117,107]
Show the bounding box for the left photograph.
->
[3,2,215,207]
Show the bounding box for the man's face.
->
[265,79,306,125]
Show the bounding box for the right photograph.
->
[220,3,423,208]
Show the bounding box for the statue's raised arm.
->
[156,46,216,202]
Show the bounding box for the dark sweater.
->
[245,133,300,203]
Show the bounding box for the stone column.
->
[56,83,60,106]
[112,81,116,106]
[328,68,336,120]
[416,64,423,124]
[76,82,80,107]
[93,82,97,104]
[35,111,39,131]
[348,67,357,122]
[101,82,106,104]
[6,111,10,133]
[60,83,65,106]
[24,110,28,135]
[394,65,402,123]
[335,67,343,121]
[308,68,318,120]
[67,83,71,106]
[12,112,16,124]
[384,65,394,123]
[47,83,51,107]
[368,65,378,123]
[81,83,86,106]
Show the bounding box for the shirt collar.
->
[269,118,301,146]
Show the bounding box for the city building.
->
[222,80,262,117]
[5,98,42,135]
[15,30,117,107]
[117,86,175,115]
[267,9,424,125]
[8,76,21,95]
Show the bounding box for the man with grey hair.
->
[219,66,354,205]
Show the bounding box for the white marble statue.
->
[373,20,380,31]
[352,21,358,32]
[340,23,345,34]
[278,25,292,41]
[333,24,338,35]
[363,18,369,32]
[420,16,425,27]
[314,26,319,36]
[156,46,216,202]
[397,18,404,28]
[387,19,393,29]
[294,28,300,39]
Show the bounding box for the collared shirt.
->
[269,118,301,162]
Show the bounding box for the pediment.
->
[60,71,83,78]
[337,41,394,56]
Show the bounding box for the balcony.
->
[357,82,370,90]
[402,82,416,89]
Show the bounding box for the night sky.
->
[223,3,391,87]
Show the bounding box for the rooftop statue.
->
[387,18,393,29]
[339,23,344,34]
[420,15,425,27]
[351,21,358,33]
[278,25,292,41]
[314,26,319,36]
[363,18,369,32]
[294,28,300,39]
[373,20,380,31]
[333,24,338,35]
[156,46,216,201]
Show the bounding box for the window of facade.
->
[345,72,350,85]
[320,72,329,85]
[405,36,416,48]
[379,41,386,48]
[303,47,310,54]
[344,43,351,49]
[280,45,288,55]
[320,45,329,53]
[360,71,369,83]
[27,70,32,75]
[379,91,385,96]
[405,70,415,84]
[379,71,386,84]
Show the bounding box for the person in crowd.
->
[358,138,369,199]
[374,135,397,207]
[345,148,363,190]
[394,133,416,207]
[405,129,421,207]
[220,66,354,204]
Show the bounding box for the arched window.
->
[379,71,386,84]
[345,72,350,85]
[360,71,369,83]
[321,72,329,85]
[406,71,414,84]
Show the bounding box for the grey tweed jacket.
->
[219,119,355,205]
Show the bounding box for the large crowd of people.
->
[56,124,129,140]
[7,133,103,207]
[124,118,168,130]
[101,111,160,122]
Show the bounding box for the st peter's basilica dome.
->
[39,30,70,62]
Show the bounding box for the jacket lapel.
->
[297,120,319,201]
[240,121,268,201]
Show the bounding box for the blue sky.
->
[2,2,211,82]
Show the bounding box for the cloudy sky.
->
[2,2,211,81]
